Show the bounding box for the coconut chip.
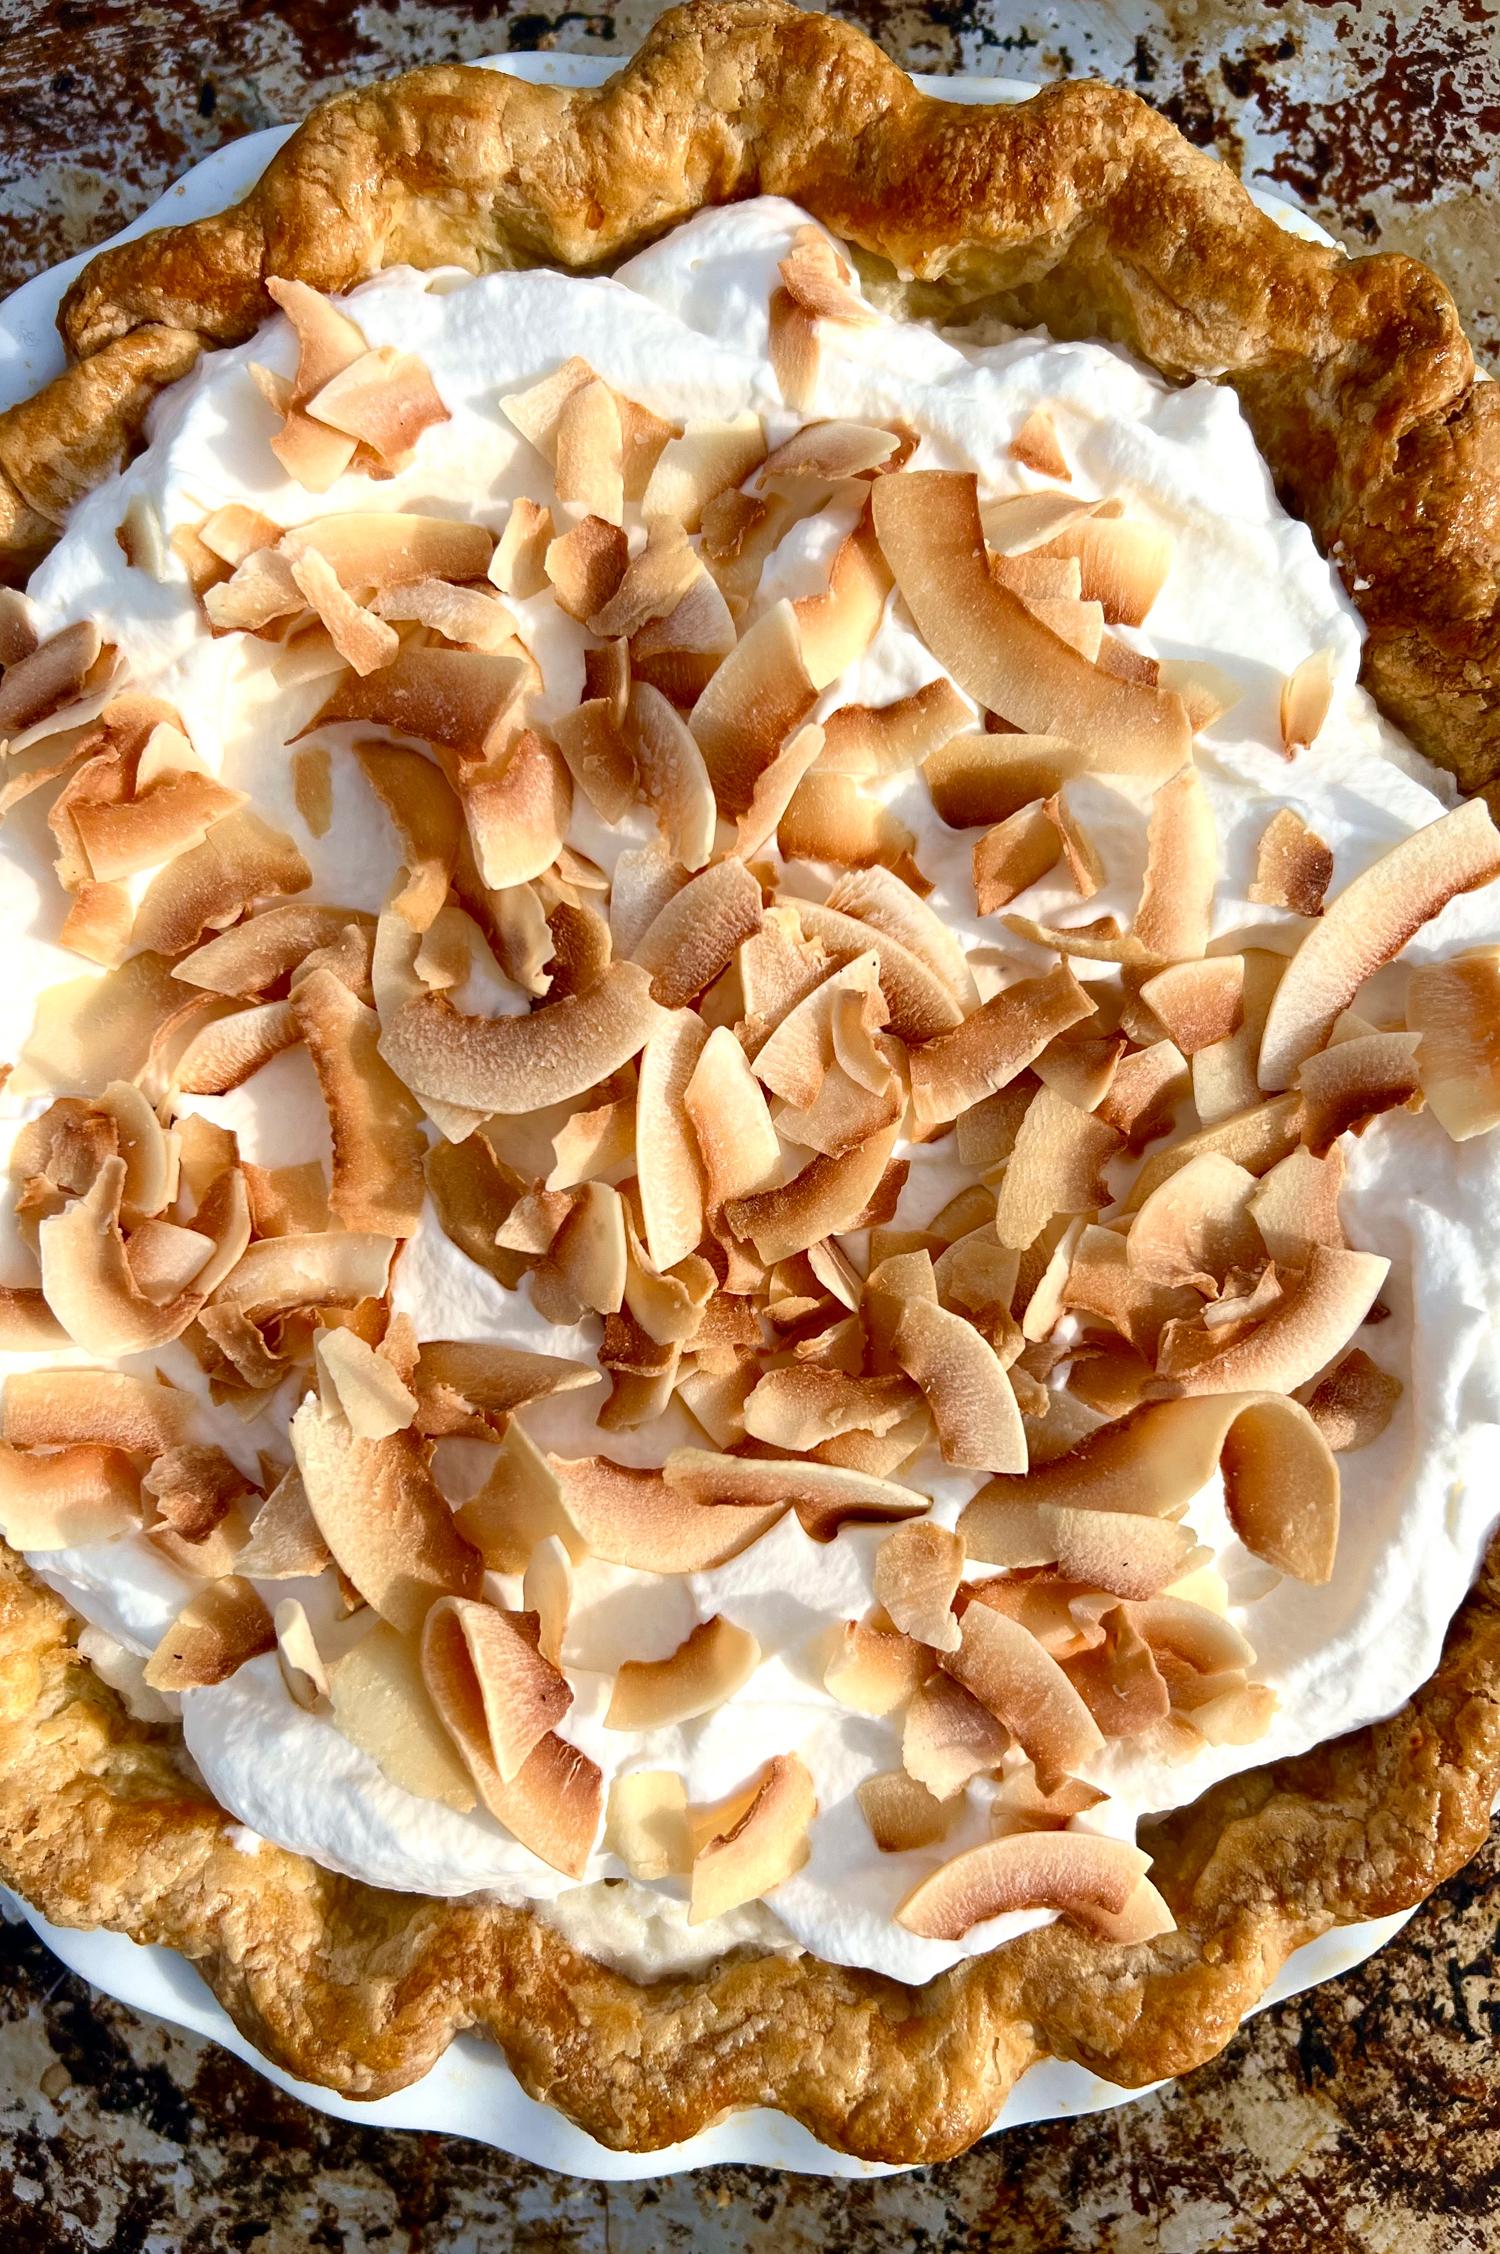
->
[547,1453,783,1572]
[1133,767,1216,963]
[634,859,765,1010]
[1259,799,1500,1089]
[924,731,1091,829]
[379,959,667,1115]
[143,1577,275,1693]
[1250,809,1334,917]
[1302,1348,1403,1453]
[688,1752,815,1924]
[725,1119,901,1264]
[1405,949,1500,1139]
[824,1615,932,1715]
[1297,1030,1423,1155]
[872,473,1189,769]
[892,1294,1027,1472]
[872,1519,964,1653]
[664,1444,925,1542]
[1139,957,1244,1060]
[605,1772,692,1881]
[0,1441,140,1549]
[606,1614,760,1729]
[909,963,1093,1127]
[290,1391,482,1634]
[1280,647,1335,755]
[940,1601,1103,1788]
[902,1671,1010,1799]
[641,413,765,532]
[819,679,971,780]
[1010,408,1069,482]
[688,599,817,817]
[896,1830,1167,1942]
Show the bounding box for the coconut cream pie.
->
[0,0,1499,2167]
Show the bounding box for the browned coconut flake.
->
[896,1830,1169,1942]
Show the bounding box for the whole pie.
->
[0,0,1498,2168]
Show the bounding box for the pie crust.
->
[1,0,1499,2166]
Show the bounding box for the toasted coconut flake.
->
[1009,1505,1202,1598]
[303,344,449,468]
[273,1597,329,1709]
[1303,1348,1402,1453]
[546,1096,636,1192]
[632,569,739,704]
[0,620,103,738]
[725,1118,900,1264]
[1280,647,1335,755]
[786,897,961,1041]
[824,1615,931,1715]
[126,1218,213,1301]
[3,1369,191,1453]
[689,599,817,818]
[991,1768,1108,1829]
[461,729,572,890]
[606,1614,760,1730]
[131,809,312,959]
[1190,951,1281,1127]
[291,1392,481,1634]
[428,1594,571,1782]
[1250,809,1334,917]
[143,1577,275,1693]
[1167,1242,1385,1399]
[777,225,877,327]
[1259,801,1500,1090]
[0,1288,68,1350]
[733,721,826,861]
[896,1830,1159,1942]
[1125,1092,1303,1209]
[641,414,765,532]
[873,1520,964,1653]
[973,802,1064,913]
[768,286,820,410]
[548,1454,783,1572]
[993,1087,1123,1251]
[12,952,195,1096]
[872,473,1189,768]
[411,1341,594,1439]
[327,1619,475,1811]
[589,518,700,640]
[370,578,518,656]
[942,1601,1103,1786]
[857,1770,956,1854]
[545,514,629,622]
[39,1160,203,1356]
[311,645,527,768]
[237,1466,331,1579]
[70,768,246,883]
[288,546,398,676]
[175,903,376,999]
[892,1296,1027,1472]
[381,960,666,1116]
[791,505,894,690]
[635,859,764,1011]
[0,586,39,665]
[490,496,554,599]
[902,1672,1009,1799]
[688,1752,814,1924]
[554,377,625,522]
[292,965,426,1235]
[0,1442,139,1549]
[1035,518,1173,626]
[778,771,914,873]
[664,1443,925,1542]
[954,1083,1035,1173]
[744,1367,916,1450]
[1140,960,1244,1064]
[421,1602,600,1874]
[754,949,884,1107]
[1010,407,1070,481]
[819,679,971,780]
[626,682,716,872]
[1406,949,1500,1139]
[541,1181,628,1318]
[279,512,490,592]
[215,1230,393,1317]
[1244,1144,1343,1267]
[454,1421,581,1574]
[523,1535,573,1668]
[315,1325,418,1440]
[1127,1152,1261,1289]
[684,1022,781,1207]
[605,1771,691,1881]
[171,998,297,1096]
[924,731,1090,828]
[553,698,637,827]
[203,545,304,631]
[909,964,1093,1128]
[1133,768,1216,963]
[1298,1030,1423,1155]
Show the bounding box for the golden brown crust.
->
[3,1527,1498,2163]
[0,0,1494,783]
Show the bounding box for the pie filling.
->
[1,198,1498,1988]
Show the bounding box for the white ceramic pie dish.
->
[0,48,1424,2181]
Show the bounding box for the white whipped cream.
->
[6,199,1500,1987]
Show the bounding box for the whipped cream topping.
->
[4,198,1500,1986]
